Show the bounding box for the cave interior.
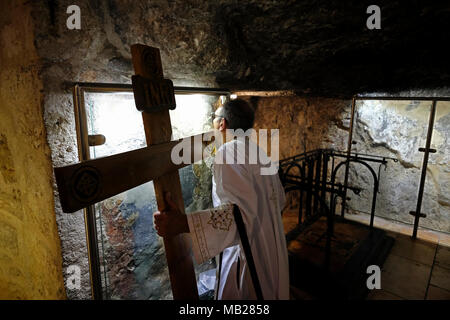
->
[0,0,449,300]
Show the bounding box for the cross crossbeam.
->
[55,132,213,213]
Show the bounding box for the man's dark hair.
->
[221,99,255,131]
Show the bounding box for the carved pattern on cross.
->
[72,166,100,201]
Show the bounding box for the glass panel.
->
[345,100,432,230]
[93,182,170,300]
[170,94,221,139]
[85,91,165,299]
[422,101,450,233]
[85,92,147,157]
[84,90,227,299]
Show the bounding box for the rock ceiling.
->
[34,0,450,97]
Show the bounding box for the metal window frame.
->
[344,95,450,239]
[72,82,230,300]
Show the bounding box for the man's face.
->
[213,107,226,131]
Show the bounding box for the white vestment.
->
[187,138,289,300]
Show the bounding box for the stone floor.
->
[345,213,450,300]
[284,210,450,300]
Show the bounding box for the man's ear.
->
[219,118,226,131]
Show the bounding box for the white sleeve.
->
[214,160,259,237]
[187,142,260,265]
[187,203,239,265]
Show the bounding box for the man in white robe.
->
[154,99,289,300]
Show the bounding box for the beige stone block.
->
[381,254,431,300]
[435,245,450,270]
[426,285,450,300]
[438,233,450,248]
[430,265,450,291]
[416,229,440,243]
[390,234,437,266]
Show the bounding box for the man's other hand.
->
[153,192,189,237]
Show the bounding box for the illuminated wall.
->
[0,0,65,299]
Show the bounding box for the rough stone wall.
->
[349,98,450,232]
[245,96,351,210]
[30,1,450,95]
[0,0,65,299]
[248,96,351,160]
[249,95,450,233]
[212,1,450,96]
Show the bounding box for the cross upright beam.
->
[130,44,199,300]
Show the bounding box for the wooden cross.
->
[55,44,213,300]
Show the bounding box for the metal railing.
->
[279,149,398,232]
